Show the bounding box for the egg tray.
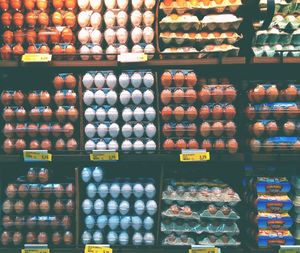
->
[198,84,237,104]
[270,15,300,30]
[201,14,243,31]
[161,122,199,138]
[199,44,240,58]
[161,220,239,236]
[252,45,300,57]
[197,234,241,246]
[162,233,196,245]
[254,212,293,229]
[159,32,242,47]
[160,89,198,106]
[159,0,242,16]
[159,15,201,32]
[257,229,295,248]
[160,47,200,59]
[253,29,300,46]
[199,121,238,138]
[274,2,300,15]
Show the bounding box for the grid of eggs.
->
[0,0,78,59]
[1,167,75,247]
[77,0,156,60]
[81,166,157,246]
[1,73,79,154]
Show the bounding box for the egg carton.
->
[162,204,200,220]
[252,45,300,57]
[199,121,237,138]
[201,14,243,31]
[162,122,198,138]
[198,84,237,103]
[130,10,156,27]
[254,212,293,229]
[197,235,241,246]
[84,106,119,123]
[52,73,77,90]
[199,44,240,58]
[159,0,242,15]
[257,229,295,247]
[275,2,300,15]
[120,138,157,153]
[121,105,156,122]
[83,89,118,107]
[160,47,200,59]
[160,88,197,106]
[121,122,157,139]
[200,204,240,220]
[270,14,300,30]
[162,233,196,245]
[160,70,198,88]
[119,88,155,106]
[161,105,198,122]
[160,32,242,47]
[159,14,201,31]
[198,103,237,121]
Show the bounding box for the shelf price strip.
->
[23,150,52,162]
[180,149,210,162]
[90,150,119,161]
[21,250,49,253]
[85,245,112,253]
[279,246,300,253]
[22,53,52,62]
[189,245,220,253]
[22,244,49,253]
[117,53,148,62]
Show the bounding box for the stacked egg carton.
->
[253,0,300,57]
[161,179,241,246]
[83,71,120,151]
[119,70,157,153]
[0,0,78,59]
[158,0,243,58]
[291,176,300,244]
[81,166,157,246]
[246,82,300,153]
[245,177,294,248]
[198,77,238,153]
[1,167,75,247]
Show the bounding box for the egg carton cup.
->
[199,121,237,138]
[201,14,243,31]
[254,29,300,46]
[252,45,300,57]
[257,229,295,248]
[200,205,240,220]
[159,0,242,15]
[52,73,77,90]
[255,212,293,229]
[198,235,241,246]
[159,15,201,31]
[199,44,240,58]
[271,15,300,30]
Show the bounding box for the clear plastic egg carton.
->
[199,121,237,138]
[274,1,300,15]
[270,15,300,30]
[253,29,300,46]
[249,137,300,153]
[162,233,196,245]
[252,45,300,57]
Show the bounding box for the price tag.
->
[22,244,49,253]
[180,152,210,162]
[118,53,148,62]
[189,245,220,253]
[23,150,52,162]
[22,250,49,253]
[279,246,300,253]
[22,53,52,62]
[85,245,112,253]
[90,150,119,161]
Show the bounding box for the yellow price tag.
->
[22,53,52,62]
[189,248,218,253]
[22,249,49,253]
[180,152,210,162]
[85,245,112,253]
[90,152,119,161]
[279,249,300,253]
[23,151,52,162]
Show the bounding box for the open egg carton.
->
[156,0,243,59]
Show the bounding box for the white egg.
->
[82,231,92,245]
[87,183,97,198]
[85,123,96,138]
[133,183,144,198]
[91,45,103,60]
[106,90,117,105]
[93,231,103,244]
[119,200,130,215]
[120,216,131,230]
[145,183,156,198]
[109,123,120,138]
[105,0,116,8]
[78,11,90,28]
[119,232,129,246]
[131,72,142,88]
[78,28,90,44]
[97,215,108,229]
[96,140,107,150]
[85,215,95,229]
[145,0,155,9]
[132,232,143,246]
[110,183,120,198]
[143,27,154,44]
[85,140,96,151]
[121,183,132,198]
[145,123,156,138]
[117,0,128,10]
[132,44,143,53]
[81,167,92,182]
[97,123,108,138]
[92,166,103,182]
[91,30,102,44]
[120,90,131,105]
[116,28,128,44]
[131,9,142,26]
[143,72,154,88]
[91,12,102,29]
[144,233,155,245]
[145,107,156,121]
[122,124,133,138]
[118,45,129,54]
[107,231,118,246]
[122,108,133,122]
[82,199,93,214]
[131,216,142,231]
[106,73,117,89]
[143,89,154,105]
[94,90,106,105]
[134,107,144,122]
[132,89,143,105]
[78,0,89,10]
[146,200,157,215]
[107,107,118,122]
[132,0,143,9]
[145,140,156,153]
[84,107,95,122]
[98,183,109,198]
[94,72,105,89]
[133,123,144,138]
[131,27,143,44]
[119,73,130,88]
[94,199,105,215]
[80,45,90,61]
[117,11,128,27]
[133,140,144,153]
[108,139,119,151]
[143,216,154,230]
[104,28,116,45]
[90,0,102,10]
[108,215,119,230]
[96,108,106,122]
[104,10,116,28]
[83,90,94,105]
[83,73,94,89]
[121,139,132,152]
[144,44,155,59]
[106,45,117,61]
[107,200,118,214]
[143,11,154,26]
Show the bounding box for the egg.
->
[119,73,130,88]
[122,107,133,121]
[94,90,105,105]
[133,140,144,153]
[109,123,119,138]
[121,124,132,138]
[90,0,102,10]
[94,199,105,215]
[92,167,103,182]
[131,27,143,44]
[80,45,90,60]
[106,73,117,89]
[108,139,118,150]
[97,123,108,138]
[82,167,92,182]
[146,200,157,215]
[85,215,95,229]
[145,140,156,153]
[144,216,154,230]
[132,0,143,9]
[142,72,154,88]
[97,215,108,229]
[133,183,144,198]
[132,90,143,105]
[83,90,94,105]
[146,123,156,138]
[96,140,107,150]
[91,45,103,60]
[96,108,106,122]
[118,45,129,54]
[107,200,118,214]
[98,183,109,198]
[143,27,154,43]
[78,28,90,44]
[93,231,103,244]
[117,10,128,27]
[132,216,142,230]
[78,0,89,9]
[145,107,156,121]
[132,44,144,53]
[143,11,154,26]
[121,183,132,198]
[91,12,101,28]
[104,28,116,45]
[117,0,128,9]
[120,216,131,230]
[78,11,90,27]
[144,89,154,105]
[107,107,118,122]
[85,123,96,138]
[82,73,93,87]
[82,199,93,214]
[144,233,155,245]
[82,231,92,245]
[104,10,115,27]
[85,108,95,122]
[120,90,131,105]
[116,27,128,44]
[91,30,102,44]
[94,72,105,88]
[121,139,132,152]
[85,140,96,151]
[87,183,97,198]
[133,232,143,246]
[117,200,129,215]
[106,45,117,60]
[109,183,120,198]
[134,107,144,122]
[106,90,117,105]
[107,231,118,246]
[133,123,144,138]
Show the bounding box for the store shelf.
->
[249,154,300,162]
[247,246,278,253]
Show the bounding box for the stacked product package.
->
[253,0,300,57]
[246,82,300,153]
[161,179,241,246]
[158,0,243,58]
[1,73,79,154]
[291,176,300,243]
[1,167,75,246]
[245,177,294,248]
[81,166,157,245]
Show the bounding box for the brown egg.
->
[13,91,24,106]
[39,123,50,137]
[54,91,64,105]
[212,86,224,103]
[66,199,74,213]
[212,105,223,120]
[40,91,51,105]
[3,107,15,122]
[29,107,41,121]
[265,121,278,137]
[38,29,48,43]
[1,231,11,246]
[37,232,48,244]
[53,75,64,89]
[42,184,52,198]
[54,184,64,198]
[16,123,26,138]
[173,106,184,122]
[63,123,74,138]
[3,123,14,138]
[56,106,67,122]
[65,0,76,9]
[263,140,274,153]
[161,71,172,88]
[28,200,39,214]
[3,30,13,44]
[1,91,12,105]
[14,29,24,44]
[253,122,265,137]
[24,0,35,9]
[53,0,63,9]
[68,107,78,122]
[26,11,37,26]
[52,44,64,59]
[26,29,37,44]
[173,71,185,87]
[285,85,297,101]
[28,92,39,106]
[225,86,237,103]
[2,215,13,229]
[38,168,49,183]
[30,184,40,198]
[55,138,65,151]
[10,0,21,9]
[201,139,212,151]
[41,139,52,150]
[43,107,53,121]
[0,0,9,11]
[252,85,265,103]
[63,231,73,245]
[65,183,74,197]
[67,138,77,150]
[175,139,187,150]
[185,72,197,87]
[27,168,37,182]
[227,138,238,154]
[160,89,172,105]
[13,12,24,27]
[27,45,38,53]
[49,27,60,43]
[174,123,185,137]
[2,199,13,214]
[224,121,236,137]
[38,12,49,26]
[1,12,12,26]
[224,105,236,120]
[284,121,296,136]
[266,86,279,102]
[161,106,172,121]
[186,123,197,137]
[6,184,17,198]
[52,232,62,245]
[39,44,50,54]
[3,139,14,154]
[15,107,26,121]
[15,138,26,151]
[54,199,65,214]
[40,200,50,214]
[27,123,38,137]
[26,232,36,244]
[12,231,22,246]
[173,89,184,104]
[18,184,29,198]
[0,44,12,60]
[200,122,210,137]
[65,74,76,89]
[249,139,261,153]
[187,139,199,149]
[198,88,211,103]
[64,11,76,27]
[212,121,224,137]
[29,139,39,150]
[65,90,76,105]
[65,45,76,60]
[214,139,225,151]
[14,200,25,214]
[51,124,61,138]
[52,11,63,26]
